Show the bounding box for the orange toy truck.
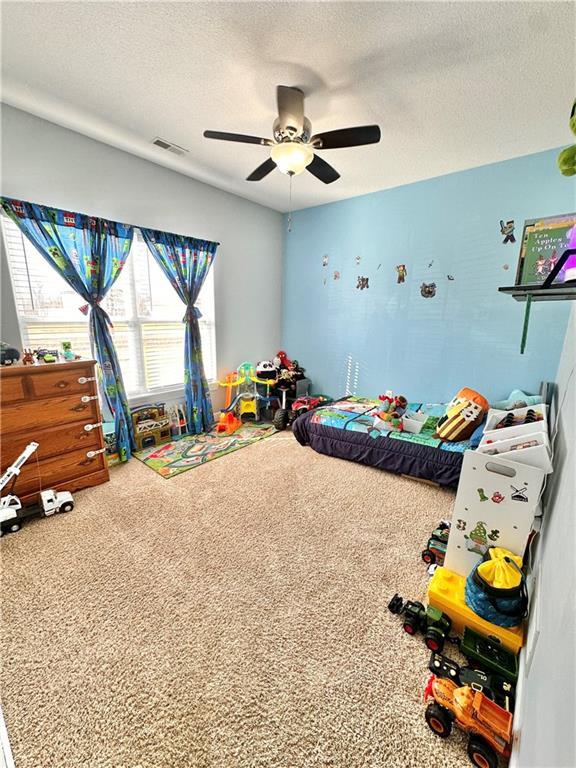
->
[424,675,512,768]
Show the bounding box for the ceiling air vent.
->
[152,137,189,157]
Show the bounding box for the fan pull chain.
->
[287,172,293,233]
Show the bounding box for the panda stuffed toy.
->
[256,360,278,381]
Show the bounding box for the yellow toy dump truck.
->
[424,675,513,768]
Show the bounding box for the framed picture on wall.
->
[515,213,576,286]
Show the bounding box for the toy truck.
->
[424,675,513,768]
[429,652,515,713]
[421,521,451,567]
[388,593,452,652]
[0,442,74,536]
[460,628,519,685]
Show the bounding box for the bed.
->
[292,396,472,488]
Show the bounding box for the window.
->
[1,217,217,397]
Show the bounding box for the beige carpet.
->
[1,433,470,768]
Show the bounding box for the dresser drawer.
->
[1,394,101,434]
[0,375,26,404]
[10,446,107,497]
[29,367,97,398]
[1,421,103,471]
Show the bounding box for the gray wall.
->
[0,235,22,350]
[514,304,575,767]
[0,104,284,407]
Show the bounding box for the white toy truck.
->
[0,442,74,536]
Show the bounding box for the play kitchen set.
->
[388,401,552,768]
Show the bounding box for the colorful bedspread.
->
[309,397,472,454]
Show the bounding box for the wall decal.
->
[395,264,407,283]
[511,485,528,502]
[492,491,505,504]
[447,274,455,281]
[355,255,361,265]
[477,488,488,502]
[420,282,436,298]
[333,270,340,281]
[357,276,369,290]
[500,219,516,244]
[456,519,467,531]
[322,254,329,267]
[464,521,500,556]
[428,260,434,268]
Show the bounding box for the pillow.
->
[491,389,543,410]
[434,387,489,442]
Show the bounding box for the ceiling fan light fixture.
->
[270,141,314,176]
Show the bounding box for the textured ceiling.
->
[1,1,575,212]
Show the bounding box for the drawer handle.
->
[78,376,97,384]
[86,448,106,458]
[84,422,103,432]
[56,380,70,389]
[71,403,88,412]
[81,395,98,403]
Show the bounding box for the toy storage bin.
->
[443,450,546,579]
[482,404,548,443]
[477,431,553,474]
[402,410,428,434]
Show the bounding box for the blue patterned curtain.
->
[140,228,218,433]
[1,198,135,460]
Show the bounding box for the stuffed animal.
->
[558,100,576,176]
[275,350,293,369]
[377,392,407,417]
[434,387,489,442]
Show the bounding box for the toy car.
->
[0,342,20,366]
[424,674,513,768]
[421,521,451,566]
[273,393,331,431]
[388,593,452,652]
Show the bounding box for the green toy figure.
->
[465,520,500,556]
[558,100,576,176]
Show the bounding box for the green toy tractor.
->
[388,593,452,653]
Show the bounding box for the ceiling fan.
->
[203,86,381,184]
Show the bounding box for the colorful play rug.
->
[134,422,277,478]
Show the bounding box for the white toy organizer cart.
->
[444,403,553,578]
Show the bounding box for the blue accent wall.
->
[283,149,574,403]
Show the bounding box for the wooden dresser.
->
[0,359,109,504]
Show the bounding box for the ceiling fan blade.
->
[276,86,304,135]
[246,158,277,181]
[311,125,381,149]
[203,130,272,146]
[306,154,340,184]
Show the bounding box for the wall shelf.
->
[498,284,576,302]
[499,248,576,303]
